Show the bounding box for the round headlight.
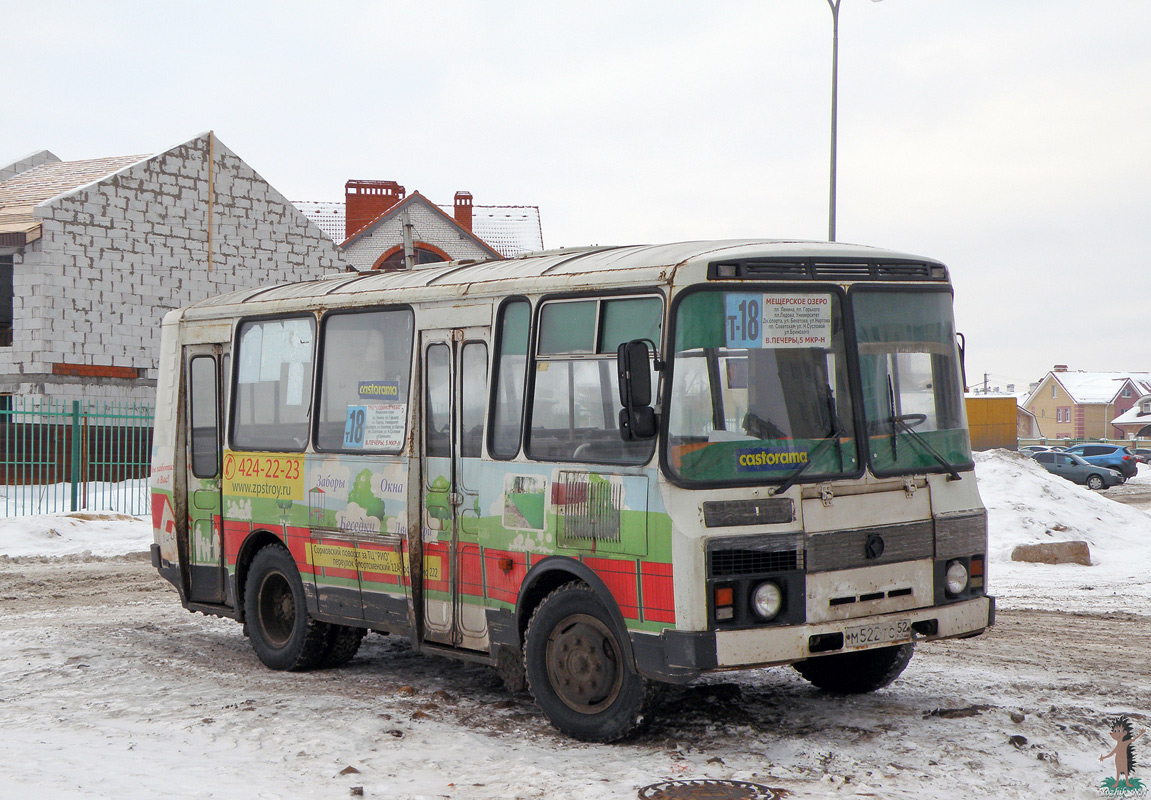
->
[751,582,783,621]
[945,560,969,596]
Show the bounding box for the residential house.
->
[0,132,346,409]
[1023,365,1151,440]
[1112,393,1151,439]
[295,179,544,270]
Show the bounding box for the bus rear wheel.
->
[320,625,366,668]
[524,584,656,742]
[244,544,330,671]
[793,643,914,694]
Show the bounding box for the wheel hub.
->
[258,573,295,647]
[546,613,623,713]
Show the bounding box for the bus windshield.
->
[853,288,971,475]
[666,289,857,484]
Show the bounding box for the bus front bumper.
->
[633,595,994,683]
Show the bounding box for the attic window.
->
[374,246,447,270]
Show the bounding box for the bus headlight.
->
[751,581,783,621]
[945,560,969,596]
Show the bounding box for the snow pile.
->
[975,450,1151,611]
[0,511,152,558]
[975,450,1151,562]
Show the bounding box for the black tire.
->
[524,584,657,742]
[244,544,330,671]
[495,643,528,695]
[794,643,914,694]
[319,625,366,668]
[1086,474,1105,490]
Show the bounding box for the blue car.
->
[1060,444,1138,480]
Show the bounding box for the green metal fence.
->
[1,398,154,517]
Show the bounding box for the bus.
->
[149,240,994,742]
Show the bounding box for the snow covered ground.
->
[1,452,1148,799]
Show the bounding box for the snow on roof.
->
[291,200,343,243]
[1033,371,1151,405]
[443,204,543,258]
[1112,393,1151,426]
[292,199,544,258]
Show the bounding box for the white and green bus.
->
[150,240,993,742]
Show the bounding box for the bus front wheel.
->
[793,643,914,694]
[244,544,330,671]
[524,584,656,742]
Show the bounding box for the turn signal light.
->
[715,586,734,620]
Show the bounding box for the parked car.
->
[1030,451,1124,490]
[1059,444,1139,480]
[1020,445,1059,456]
[1133,448,1151,465]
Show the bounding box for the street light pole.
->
[825,0,881,243]
[827,0,841,242]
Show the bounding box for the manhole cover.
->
[637,779,781,799]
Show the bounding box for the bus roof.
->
[175,239,945,319]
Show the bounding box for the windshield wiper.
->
[887,375,899,461]
[890,414,963,481]
[773,387,844,495]
[886,375,962,480]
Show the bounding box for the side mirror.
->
[617,339,657,441]
[617,340,652,407]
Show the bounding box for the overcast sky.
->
[3,0,1149,392]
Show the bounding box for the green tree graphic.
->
[426,475,452,523]
[348,469,386,520]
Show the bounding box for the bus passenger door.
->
[185,345,227,605]
[421,327,490,651]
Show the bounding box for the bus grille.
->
[710,549,799,577]
[707,534,804,577]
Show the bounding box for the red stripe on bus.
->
[640,561,676,623]
[459,544,484,597]
[583,556,639,620]
[483,549,528,604]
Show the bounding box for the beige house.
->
[1024,366,1151,439]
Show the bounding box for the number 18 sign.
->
[725,293,831,349]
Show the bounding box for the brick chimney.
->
[454,191,473,232]
[345,180,405,239]
[1053,364,1069,373]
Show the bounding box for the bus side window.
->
[489,299,530,459]
[232,317,315,451]
[315,308,414,452]
[188,356,219,477]
[527,296,661,464]
[425,344,451,458]
[460,342,488,458]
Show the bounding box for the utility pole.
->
[401,209,415,270]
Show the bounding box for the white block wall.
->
[7,133,348,408]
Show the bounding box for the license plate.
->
[844,618,912,647]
